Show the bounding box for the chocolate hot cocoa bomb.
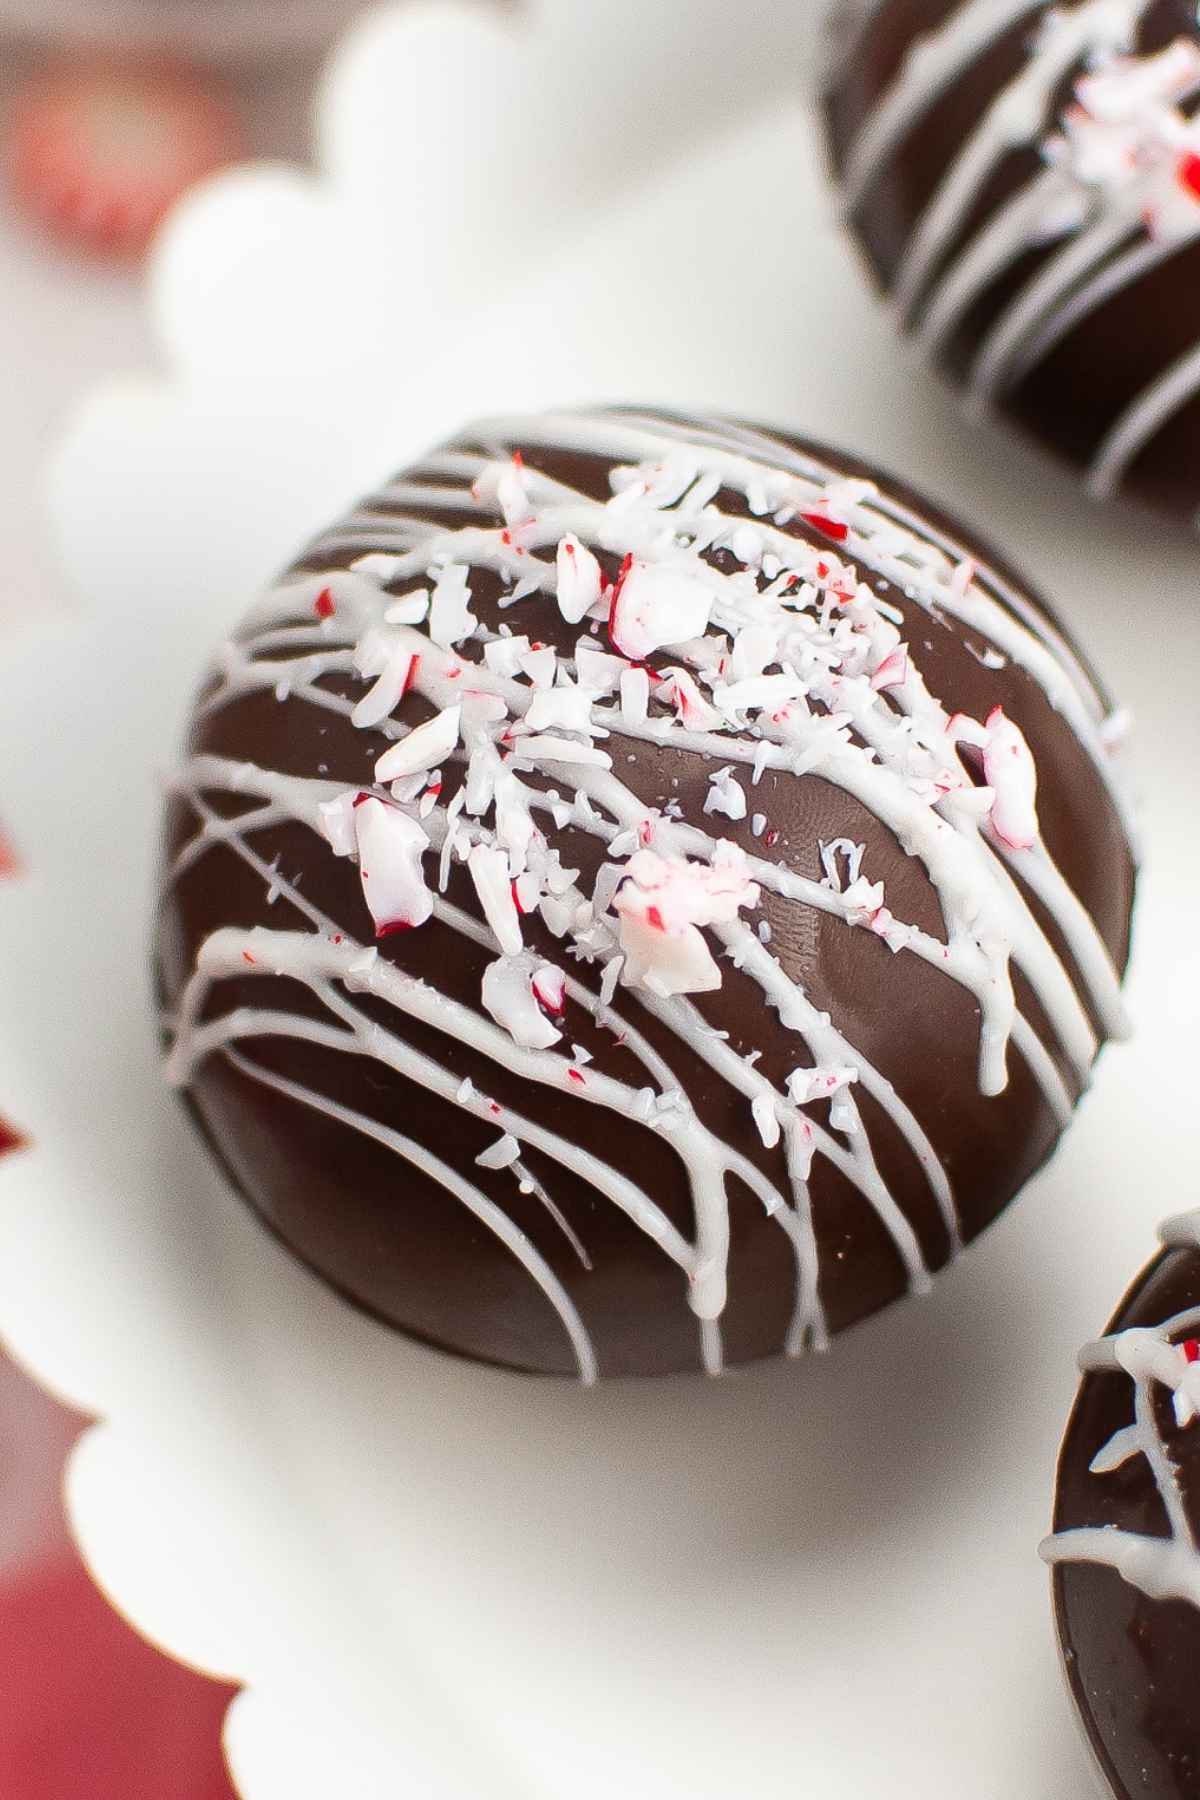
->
[1045,1212,1200,1799]
[157,407,1135,1381]
[822,0,1200,525]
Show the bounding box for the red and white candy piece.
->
[981,707,1039,851]
[1175,1338,1200,1429]
[615,847,759,998]
[658,667,723,733]
[608,559,715,661]
[556,535,604,626]
[946,707,1040,851]
[481,956,562,1051]
[352,795,433,937]
[8,57,243,260]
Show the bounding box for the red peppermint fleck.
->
[377,918,416,938]
[510,879,526,915]
[332,934,343,945]
[764,828,781,848]
[489,1100,502,1116]
[605,553,636,650]
[566,1068,586,1086]
[403,654,421,695]
[801,511,849,543]
[0,830,20,879]
[242,950,256,966]
[1183,1339,1200,1365]
[646,905,666,932]
[512,449,524,469]
[352,791,374,809]
[313,587,335,620]
[1179,152,1200,200]
[532,971,565,1016]
[0,1116,27,1158]
[500,529,512,547]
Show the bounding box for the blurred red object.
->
[7,56,244,259]
[0,1352,239,1799]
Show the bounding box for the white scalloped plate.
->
[4,4,1200,1795]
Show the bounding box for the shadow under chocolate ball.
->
[156,406,1134,1380]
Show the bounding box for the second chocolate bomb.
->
[158,407,1135,1380]
[823,0,1200,525]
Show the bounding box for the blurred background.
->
[0,9,332,635]
[0,6,368,1790]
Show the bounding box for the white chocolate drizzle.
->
[163,408,1131,1381]
[839,0,1200,508]
[1042,1210,1200,1608]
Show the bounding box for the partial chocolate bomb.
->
[822,0,1200,525]
[1044,1213,1200,1799]
[157,406,1135,1381]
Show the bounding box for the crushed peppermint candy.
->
[375,703,462,782]
[469,844,523,956]
[429,563,477,648]
[615,847,760,998]
[981,707,1039,851]
[556,535,604,624]
[608,559,715,660]
[477,1132,522,1171]
[352,796,433,936]
[704,766,747,822]
[482,956,561,1049]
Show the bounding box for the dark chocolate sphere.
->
[1046,1214,1200,1799]
[157,406,1135,1380]
[822,0,1200,525]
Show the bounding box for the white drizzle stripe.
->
[891,0,1126,324]
[165,408,1130,1375]
[166,791,772,1363]
[966,213,1136,408]
[483,408,1123,778]
[1002,229,1199,393]
[842,0,1200,506]
[171,937,710,1288]
[166,757,850,1357]
[839,0,1047,213]
[1042,1208,1200,1609]
[1089,339,1200,497]
[221,1047,599,1385]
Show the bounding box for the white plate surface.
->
[3,5,1198,1796]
